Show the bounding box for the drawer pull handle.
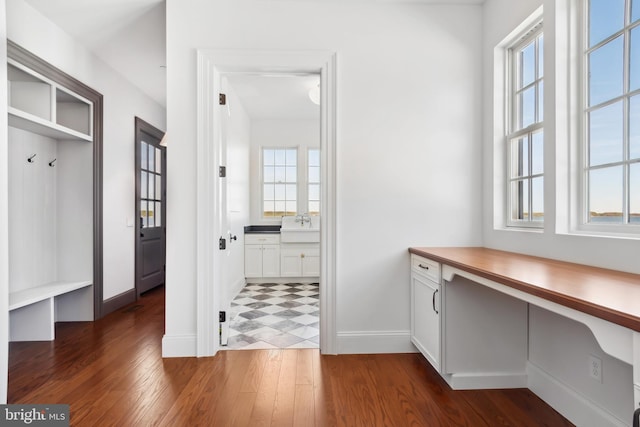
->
[418,264,430,270]
[432,289,439,314]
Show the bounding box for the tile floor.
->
[223,282,319,350]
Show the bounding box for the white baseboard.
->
[336,330,417,354]
[162,334,197,358]
[527,362,629,427]
[443,371,528,390]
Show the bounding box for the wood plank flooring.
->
[8,286,573,426]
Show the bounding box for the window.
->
[262,148,297,218]
[507,24,544,226]
[141,142,163,228]
[583,0,640,227]
[308,149,320,215]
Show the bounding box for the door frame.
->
[196,49,337,356]
[134,117,166,297]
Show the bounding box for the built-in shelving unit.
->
[6,41,103,341]
[8,61,93,142]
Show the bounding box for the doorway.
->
[135,118,166,297]
[221,74,321,350]
[195,49,337,356]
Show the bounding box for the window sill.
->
[496,225,544,234]
[560,226,640,241]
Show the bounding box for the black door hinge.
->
[219,93,226,105]
[219,166,226,177]
[219,311,226,323]
[219,237,226,250]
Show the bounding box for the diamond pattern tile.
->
[222,282,319,350]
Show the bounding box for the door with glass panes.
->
[135,118,166,296]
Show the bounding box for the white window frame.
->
[261,146,298,218]
[578,0,640,235]
[308,148,320,215]
[506,22,545,228]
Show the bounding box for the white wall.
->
[6,0,166,301]
[165,0,483,354]
[249,119,319,224]
[222,79,251,304]
[0,0,9,403]
[482,0,639,423]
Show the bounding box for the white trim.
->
[527,361,629,427]
[196,49,338,356]
[493,6,545,231]
[0,0,9,402]
[337,330,416,354]
[162,334,198,358]
[444,371,528,390]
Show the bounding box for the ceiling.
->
[226,74,320,120]
[20,0,484,114]
[23,0,167,107]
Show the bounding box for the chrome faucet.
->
[295,213,311,226]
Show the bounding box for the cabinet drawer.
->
[245,234,280,245]
[411,255,440,282]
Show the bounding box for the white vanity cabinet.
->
[410,254,442,372]
[244,234,280,278]
[280,245,320,277]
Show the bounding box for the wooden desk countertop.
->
[409,247,640,333]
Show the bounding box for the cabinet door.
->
[244,245,263,278]
[411,273,440,371]
[301,248,320,277]
[280,248,302,277]
[261,244,281,277]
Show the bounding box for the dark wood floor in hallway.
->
[8,286,573,426]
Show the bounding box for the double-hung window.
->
[263,148,297,218]
[583,0,640,227]
[507,24,544,226]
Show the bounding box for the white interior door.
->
[218,78,230,345]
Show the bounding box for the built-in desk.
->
[409,247,640,427]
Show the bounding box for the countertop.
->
[244,225,280,234]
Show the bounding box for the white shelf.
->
[9,280,92,311]
[9,107,92,142]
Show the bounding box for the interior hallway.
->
[8,286,572,426]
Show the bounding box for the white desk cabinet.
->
[410,254,441,372]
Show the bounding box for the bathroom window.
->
[308,149,320,215]
[581,0,640,229]
[262,147,297,217]
[506,22,544,227]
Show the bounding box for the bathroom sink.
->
[280,215,320,243]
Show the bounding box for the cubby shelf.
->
[9,107,93,142]
[8,59,93,143]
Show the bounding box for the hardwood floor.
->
[8,286,573,426]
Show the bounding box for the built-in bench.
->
[9,281,93,341]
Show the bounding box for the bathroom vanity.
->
[244,216,320,281]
